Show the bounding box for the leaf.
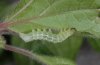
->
[5,0,100,21]
[12,35,82,65]
[5,0,100,43]
[36,54,76,65]
[0,36,5,55]
[0,36,5,49]
[88,38,100,51]
[0,0,17,22]
[0,1,8,21]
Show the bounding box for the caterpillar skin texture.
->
[19,29,74,43]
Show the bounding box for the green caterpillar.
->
[4,0,100,43]
[19,28,74,43]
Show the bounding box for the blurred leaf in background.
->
[0,0,8,55]
[12,35,82,65]
[0,0,18,22]
[88,38,100,52]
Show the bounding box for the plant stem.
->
[4,44,47,65]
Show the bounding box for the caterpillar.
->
[19,28,74,43]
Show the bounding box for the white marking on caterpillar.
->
[19,28,74,43]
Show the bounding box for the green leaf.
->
[0,0,17,22]
[0,36,5,55]
[88,38,100,51]
[5,0,100,21]
[0,36,4,55]
[5,0,100,43]
[36,54,76,65]
[0,36,5,49]
[12,35,82,65]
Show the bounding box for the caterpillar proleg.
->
[19,28,74,43]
